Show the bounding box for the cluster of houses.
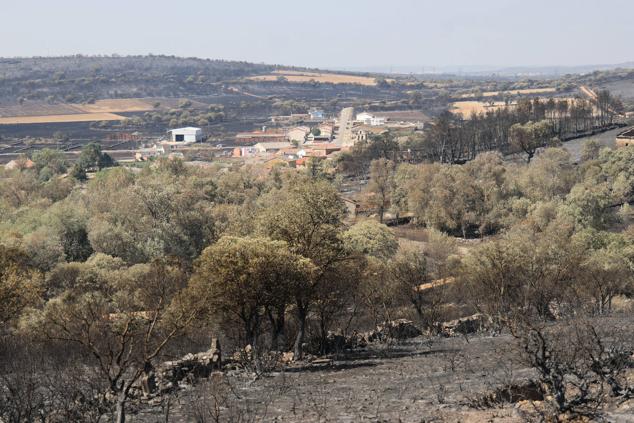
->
[234,122,335,146]
[233,109,340,167]
[133,107,429,167]
[227,108,428,169]
[237,108,425,145]
[235,122,334,147]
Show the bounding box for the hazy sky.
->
[2,0,632,68]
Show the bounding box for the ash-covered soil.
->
[131,315,634,422]
[132,334,537,422]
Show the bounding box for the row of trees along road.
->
[340,91,624,169]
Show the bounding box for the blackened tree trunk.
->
[115,390,126,423]
[267,305,286,351]
[293,305,307,360]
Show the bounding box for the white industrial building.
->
[355,112,386,126]
[168,127,203,143]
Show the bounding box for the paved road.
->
[335,107,355,146]
[560,127,625,162]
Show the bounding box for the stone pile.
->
[368,319,422,342]
[153,338,221,393]
[438,313,491,337]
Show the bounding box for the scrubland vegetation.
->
[0,127,633,421]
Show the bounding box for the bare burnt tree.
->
[186,372,289,423]
[0,336,110,423]
[509,317,633,421]
[26,258,200,423]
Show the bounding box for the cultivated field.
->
[0,99,155,118]
[460,87,557,98]
[0,102,86,118]
[450,100,512,118]
[0,113,126,125]
[247,70,382,86]
[0,97,204,125]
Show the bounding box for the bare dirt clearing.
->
[73,97,208,112]
[556,126,624,161]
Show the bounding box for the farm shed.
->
[168,127,203,143]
